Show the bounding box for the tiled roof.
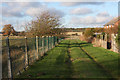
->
[104,16,120,26]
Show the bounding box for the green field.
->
[17,39,119,79]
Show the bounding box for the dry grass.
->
[2,36,25,40]
[65,32,83,36]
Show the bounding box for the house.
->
[104,16,120,28]
[103,16,120,53]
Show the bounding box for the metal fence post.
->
[48,36,49,50]
[54,36,55,46]
[52,36,54,48]
[57,37,58,43]
[36,36,39,60]
[54,36,56,46]
[55,36,57,45]
[25,37,29,67]
[53,36,54,47]
[6,37,13,79]
[50,36,52,49]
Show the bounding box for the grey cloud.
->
[2,6,26,17]
[61,2,104,6]
[25,7,65,17]
[5,2,41,8]
[2,2,65,18]
[48,8,65,17]
[70,16,95,24]
[70,8,93,15]
[2,2,42,17]
[69,15,112,26]
[97,11,110,17]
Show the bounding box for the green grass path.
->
[17,39,119,79]
[77,40,119,79]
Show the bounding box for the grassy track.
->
[17,39,119,79]
[69,40,111,78]
[77,40,119,79]
[17,40,71,78]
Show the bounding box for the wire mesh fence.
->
[2,39,8,78]
[2,36,63,78]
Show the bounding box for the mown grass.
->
[77,40,119,79]
[16,39,119,79]
[17,40,71,78]
[69,40,111,78]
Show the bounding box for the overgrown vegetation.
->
[116,23,120,46]
[104,23,118,42]
[83,28,94,43]
[83,28,105,42]
[118,23,120,46]
[84,28,94,38]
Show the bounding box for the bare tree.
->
[26,10,63,37]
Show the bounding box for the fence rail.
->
[2,36,63,79]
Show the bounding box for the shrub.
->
[96,34,101,39]
[84,28,94,43]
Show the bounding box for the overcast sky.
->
[0,0,119,31]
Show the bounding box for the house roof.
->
[104,16,120,26]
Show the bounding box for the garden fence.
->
[2,36,63,79]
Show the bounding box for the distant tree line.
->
[64,28,85,32]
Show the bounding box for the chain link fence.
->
[2,36,63,79]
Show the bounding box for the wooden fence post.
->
[36,36,39,60]
[6,37,13,79]
[25,37,29,67]
[42,36,44,56]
